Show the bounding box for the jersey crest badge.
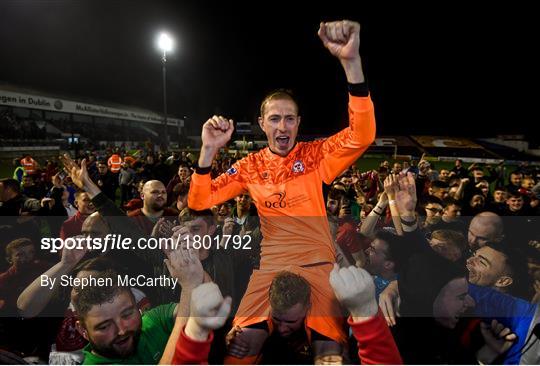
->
[292,160,305,174]
[226,167,238,176]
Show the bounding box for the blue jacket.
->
[468,284,538,364]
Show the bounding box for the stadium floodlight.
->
[157,32,174,56]
[156,32,174,149]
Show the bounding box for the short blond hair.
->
[260,89,299,117]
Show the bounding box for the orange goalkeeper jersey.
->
[188,94,375,269]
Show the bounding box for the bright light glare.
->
[158,33,173,52]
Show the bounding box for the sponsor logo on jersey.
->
[265,191,286,208]
[226,167,238,176]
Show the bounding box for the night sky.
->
[0,1,536,138]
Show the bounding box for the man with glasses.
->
[421,196,444,229]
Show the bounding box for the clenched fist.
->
[329,264,378,320]
[318,20,360,62]
[184,282,232,341]
[201,115,234,150]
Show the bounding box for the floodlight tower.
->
[157,32,173,149]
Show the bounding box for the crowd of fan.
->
[0,151,539,364]
[0,111,47,141]
[0,111,165,150]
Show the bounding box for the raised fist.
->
[318,20,360,62]
[201,115,234,150]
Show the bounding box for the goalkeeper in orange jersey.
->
[188,19,376,363]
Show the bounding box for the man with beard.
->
[74,269,176,364]
[127,180,178,235]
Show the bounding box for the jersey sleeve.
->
[188,161,248,210]
[172,327,213,364]
[319,95,376,184]
[349,311,403,365]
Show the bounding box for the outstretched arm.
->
[60,154,101,199]
[17,244,87,317]
[360,192,388,239]
[384,175,404,236]
[159,245,205,364]
[317,21,376,184]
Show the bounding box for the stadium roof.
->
[0,82,177,118]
